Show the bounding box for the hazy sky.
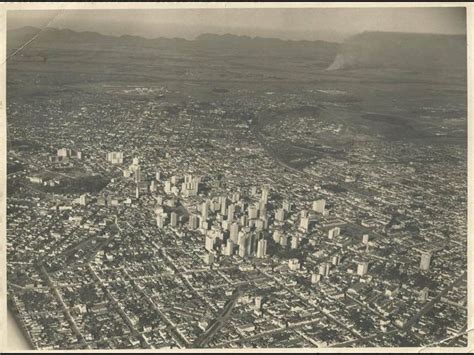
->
[7,7,467,42]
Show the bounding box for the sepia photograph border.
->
[0,2,472,353]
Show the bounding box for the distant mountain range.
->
[7,26,338,59]
[8,27,467,72]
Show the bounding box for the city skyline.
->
[5,5,469,351]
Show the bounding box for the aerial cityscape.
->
[6,7,468,350]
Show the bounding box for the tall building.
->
[420,251,432,271]
[79,194,88,206]
[299,216,309,232]
[251,186,258,196]
[155,171,161,181]
[312,199,326,214]
[106,151,124,165]
[291,236,299,249]
[204,253,215,265]
[181,175,199,197]
[205,235,215,252]
[282,199,291,212]
[212,197,222,212]
[362,234,369,245]
[227,204,235,222]
[280,234,288,247]
[255,296,262,311]
[325,263,331,277]
[311,273,321,284]
[257,239,267,258]
[220,197,227,215]
[288,258,300,271]
[275,208,285,222]
[247,233,257,257]
[318,264,326,276]
[224,240,234,256]
[56,148,81,159]
[164,181,172,194]
[273,230,281,243]
[134,166,141,183]
[155,205,164,216]
[201,201,209,220]
[170,212,178,227]
[201,220,209,231]
[238,233,247,258]
[248,205,258,220]
[357,261,369,276]
[261,187,269,205]
[255,219,265,232]
[156,214,165,228]
[189,214,199,229]
[230,223,240,243]
[57,148,70,157]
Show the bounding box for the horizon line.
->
[7,25,468,44]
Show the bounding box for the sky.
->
[7,7,467,43]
